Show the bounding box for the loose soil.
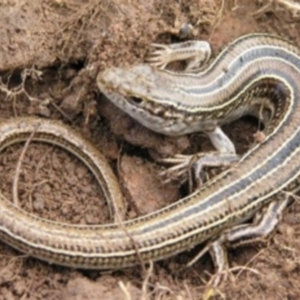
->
[0,0,300,299]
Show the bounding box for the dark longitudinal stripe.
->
[181,47,300,95]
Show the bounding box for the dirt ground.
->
[0,0,300,299]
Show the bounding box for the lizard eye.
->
[129,96,143,105]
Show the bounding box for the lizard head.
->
[97,64,185,135]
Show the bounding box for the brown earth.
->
[0,0,300,299]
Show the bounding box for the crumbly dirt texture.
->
[0,0,300,299]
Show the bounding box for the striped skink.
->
[0,34,299,283]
